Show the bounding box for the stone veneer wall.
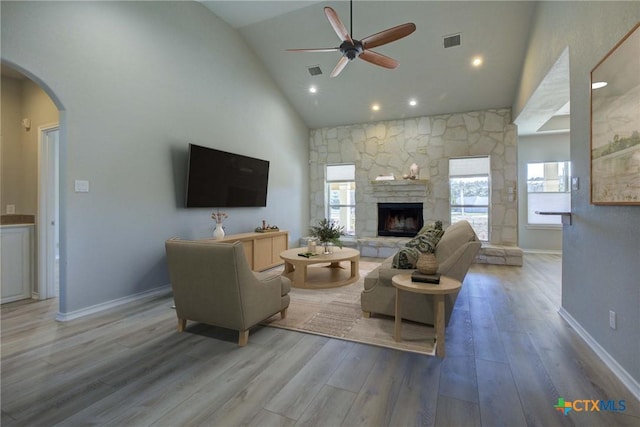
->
[309,108,518,246]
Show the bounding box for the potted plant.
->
[310,219,345,254]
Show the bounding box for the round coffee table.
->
[391,273,461,357]
[279,247,360,289]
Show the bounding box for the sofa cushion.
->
[436,221,478,261]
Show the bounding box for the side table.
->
[391,273,462,358]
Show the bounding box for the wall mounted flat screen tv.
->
[185,143,269,208]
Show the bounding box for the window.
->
[326,164,356,236]
[449,156,490,241]
[527,161,571,226]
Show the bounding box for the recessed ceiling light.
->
[409,99,418,107]
[592,81,608,89]
[472,56,483,67]
[309,86,317,94]
[371,104,380,111]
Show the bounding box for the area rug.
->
[261,260,435,356]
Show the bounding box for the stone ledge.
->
[476,244,523,266]
[357,238,523,266]
[299,237,523,266]
[357,237,410,258]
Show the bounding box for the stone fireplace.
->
[308,108,518,245]
[378,203,424,237]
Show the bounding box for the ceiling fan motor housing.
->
[340,40,364,60]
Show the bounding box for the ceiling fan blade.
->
[359,50,399,69]
[324,7,353,44]
[361,23,416,49]
[286,48,340,53]
[330,56,350,78]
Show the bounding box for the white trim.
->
[37,123,59,300]
[522,249,562,255]
[525,224,563,230]
[558,307,640,401]
[56,285,172,322]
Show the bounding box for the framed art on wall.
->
[590,22,640,205]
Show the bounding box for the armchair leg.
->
[238,330,249,347]
[280,308,288,319]
[177,318,186,332]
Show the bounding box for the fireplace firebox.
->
[377,203,424,237]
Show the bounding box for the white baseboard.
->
[558,307,640,401]
[522,249,562,255]
[56,285,171,322]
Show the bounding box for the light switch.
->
[572,177,579,191]
[75,180,90,193]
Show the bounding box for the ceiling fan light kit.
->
[286,2,416,78]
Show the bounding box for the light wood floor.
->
[1,254,638,426]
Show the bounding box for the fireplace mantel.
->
[370,179,428,187]
[370,179,429,197]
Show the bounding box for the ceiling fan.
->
[287,1,416,77]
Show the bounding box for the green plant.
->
[310,219,344,248]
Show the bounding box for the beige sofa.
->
[361,220,481,326]
[165,238,291,346]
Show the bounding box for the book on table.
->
[297,252,318,258]
[411,271,441,284]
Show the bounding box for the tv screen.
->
[185,144,269,208]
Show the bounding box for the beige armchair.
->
[165,238,290,346]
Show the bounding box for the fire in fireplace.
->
[377,203,424,237]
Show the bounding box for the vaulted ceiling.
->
[201,1,541,129]
[1,1,568,134]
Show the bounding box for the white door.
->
[38,124,60,299]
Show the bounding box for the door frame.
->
[37,123,59,300]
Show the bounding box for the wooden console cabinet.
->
[217,230,288,272]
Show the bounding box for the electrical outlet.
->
[6,204,15,214]
[609,310,616,330]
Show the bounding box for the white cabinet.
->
[1,225,34,303]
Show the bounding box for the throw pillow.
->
[406,227,444,254]
[417,220,443,235]
[392,247,421,269]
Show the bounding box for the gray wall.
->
[516,2,640,388]
[1,77,24,213]
[1,1,309,315]
[517,133,569,252]
[1,76,59,215]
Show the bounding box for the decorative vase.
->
[409,163,420,179]
[322,241,331,254]
[416,252,438,275]
[307,238,317,253]
[213,223,225,240]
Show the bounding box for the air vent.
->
[307,65,323,76]
[443,33,461,48]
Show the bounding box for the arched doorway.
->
[1,62,65,314]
